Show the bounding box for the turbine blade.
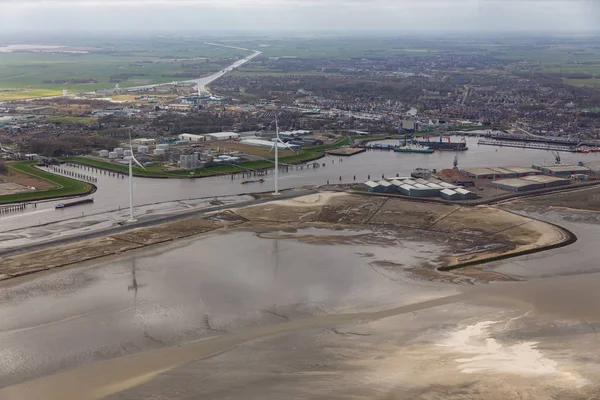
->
[128,128,133,151]
[131,155,146,170]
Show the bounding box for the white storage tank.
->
[138,145,149,154]
[99,150,109,157]
[153,148,165,156]
[156,144,169,151]
[124,149,132,157]
[114,147,124,156]
[123,156,132,162]
[108,152,118,159]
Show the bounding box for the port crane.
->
[552,151,561,165]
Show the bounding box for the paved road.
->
[117,44,261,94]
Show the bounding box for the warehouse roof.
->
[493,178,537,188]
[520,175,569,184]
[455,188,473,195]
[403,179,417,186]
[206,131,239,138]
[364,180,379,188]
[488,167,516,175]
[543,165,591,173]
[400,184,414,191]
[389,179,404,186]
[462,167,498,176]
[439,182,458,189]
[440,188,457,196]
[504,166,539,174]
[377,180,392,187]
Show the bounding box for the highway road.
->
[116,44,261,94]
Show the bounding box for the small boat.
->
[394,143,434,154]
[240,178,265,185]
[55,198,94,209]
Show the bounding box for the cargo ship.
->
[55,198,94,209]
[415,136,468,151]
[393,143,434,154]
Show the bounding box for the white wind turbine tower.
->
[270,115,296,196]
[127,129,146,223]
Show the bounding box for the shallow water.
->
[0,226,457,389]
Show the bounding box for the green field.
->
[563,78,600,87]
[0,39,248,98]
[0,161,93,204]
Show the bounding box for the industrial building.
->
[462,166,541,180]
[493,178,543,192]
[364,181,384,192]
[377,180,393,192]
[363,177,477,200]
[493,176,570,192]
[180,153,200,170]
[241,138,301,151]
[440,189,462,201]
[178,133,205,142]
[279,130,312,139]
[532,164,591,177]
[520,175,571,188]
[461,168,501,179]
[503,166,541,177]
[455,188,478,200]
[205,132,240,141]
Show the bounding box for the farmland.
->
[0,39,248,99]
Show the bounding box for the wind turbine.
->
[270,115,296,195]
[127,129,146,223]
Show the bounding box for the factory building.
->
[520,175,571,188]
[461,168,500,179]
[364,181,386,192]
[241,138,301,151]
[205,132,240,141]
[180,153,200,170]
[493,178,544,192]
[493,176,570,192]
[504,166,541,177]
[178,133,205,142]
[532,164,591,177]
[455,188,478,200]
[487,167,519,178]
[279,130,312,139]
[364,178,476,200]
[377,180,393,192]
[440,189,462,201]
[389,179,405,191]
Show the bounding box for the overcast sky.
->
[1,0,598,34]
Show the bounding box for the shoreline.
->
[0,191,576,283]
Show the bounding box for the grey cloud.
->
[0,0,596,33]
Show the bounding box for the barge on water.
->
[414,136,468,151]
[55,198,94,209]
[241,178,265,185]
[394,143,434,154]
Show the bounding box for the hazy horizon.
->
[1,0,598,34]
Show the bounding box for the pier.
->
[477,139,577,152]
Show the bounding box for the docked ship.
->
[394,143,434,154]
[414,136,468,151]
[55,198,94,209]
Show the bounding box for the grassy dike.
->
[64,137,354,178]
[0,162,94,204]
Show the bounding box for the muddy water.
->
[0,227,457,394]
